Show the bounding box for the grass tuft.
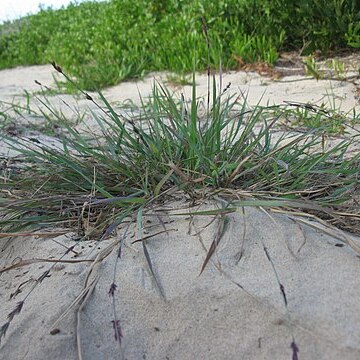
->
[0,67,359,238]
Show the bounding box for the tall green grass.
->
[0,0,359,89]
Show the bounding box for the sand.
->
[0,64,360,360]
[1,64,359,111]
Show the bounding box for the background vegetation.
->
[0,0,359,89]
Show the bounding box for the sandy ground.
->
[1,64,359,111]
[0,64,360,360]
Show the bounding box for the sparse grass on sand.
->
[0,64,359,358]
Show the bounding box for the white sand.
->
[1,205,360,360]
[0,64,360,360]
[1,64,359,111]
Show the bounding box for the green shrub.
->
[0,0,359,89]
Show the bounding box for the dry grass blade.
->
[76,275,100,360]
[137,208,165,299]
[0,231,68,238]
[199,211,229,275]
[142,241,165,299]
[83,238,121,288]
[232,198,333,213]
[0,258,92,274]
[154,169,174,197]
[0,239,83,343]
[168,162,207,184]
[109,223,130,358]
[168,208,237,217]
[260,236,299,359]
[131,228,177,244]
[235,206,247,263]
[51,275,100,330]
[290,216,360,255]
[51,237,122,329]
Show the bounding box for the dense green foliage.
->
[0,0,359,89]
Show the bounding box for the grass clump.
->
[0,0,360,89]
[0,65,359,238]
